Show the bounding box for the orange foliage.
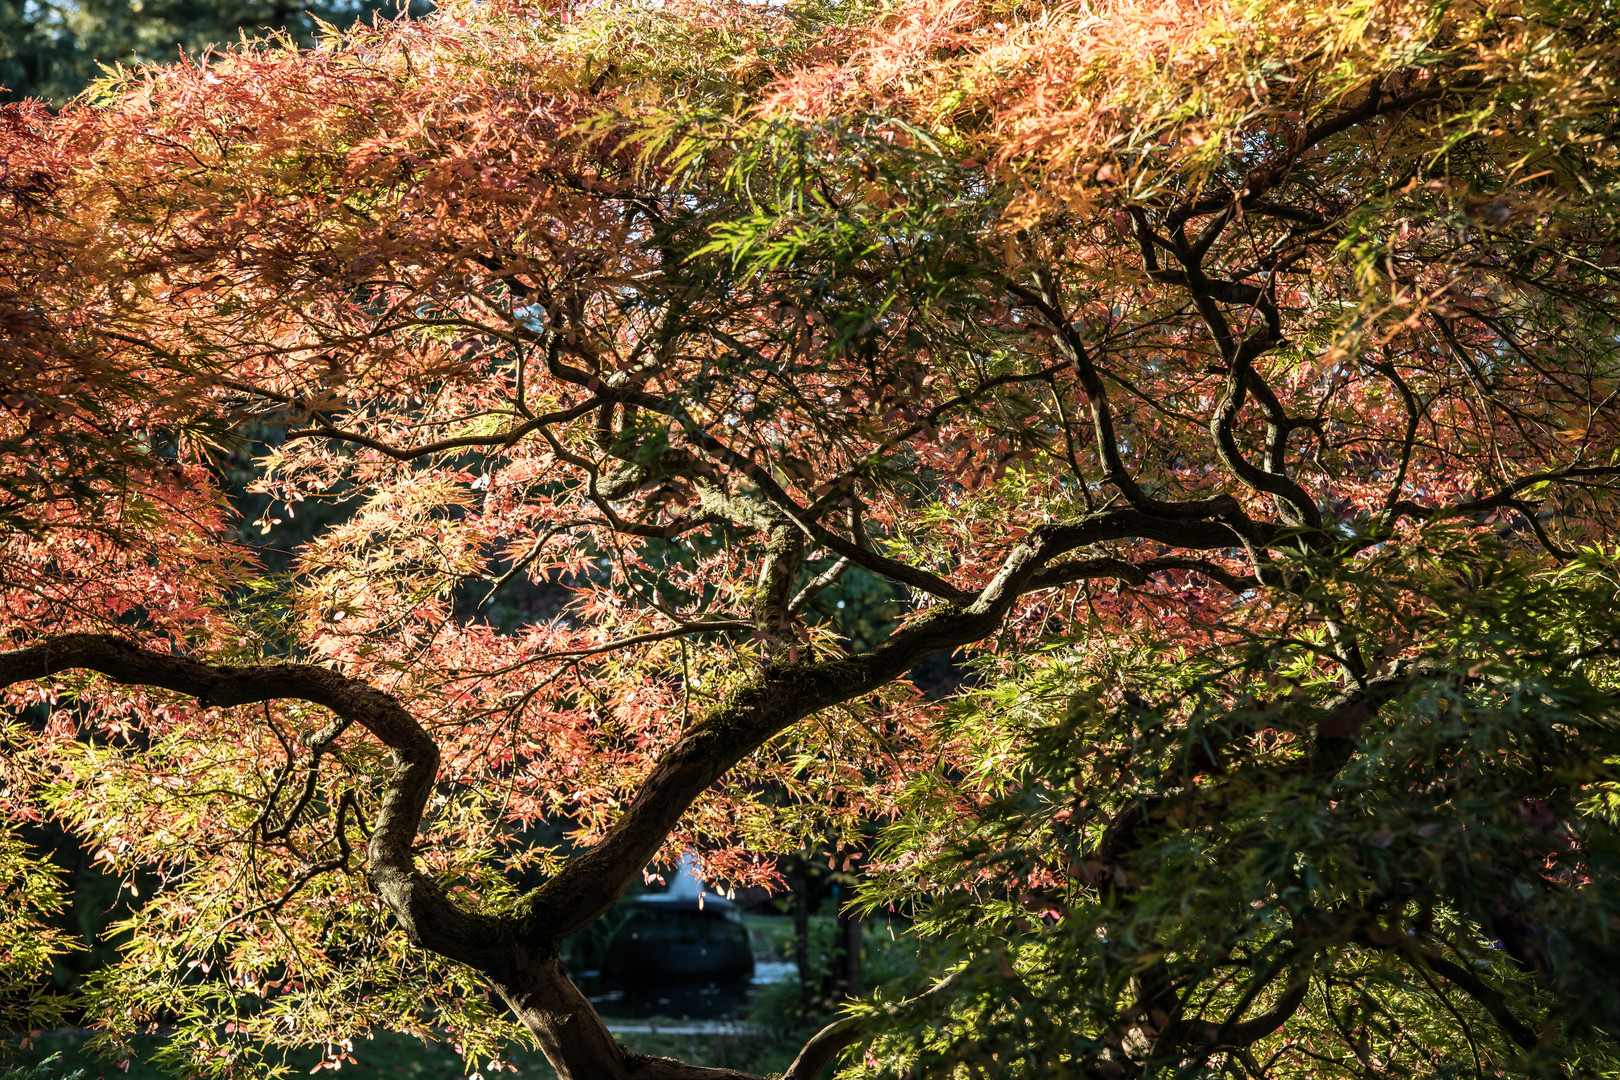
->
[0,0,1615,1074]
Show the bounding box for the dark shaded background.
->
[2,0,433,104]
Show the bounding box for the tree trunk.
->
[493,959,766,1080]
[821,835,863,1005]
[494,959,631,1080]
[789,852,813,1006]
[837,903,861,999]
[823,895,861,1003]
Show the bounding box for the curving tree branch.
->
[0,635,516,976]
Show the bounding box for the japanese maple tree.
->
[2,0,1619,1078]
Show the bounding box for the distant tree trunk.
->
[835,902,861,999]
[787,852,813,1007]
[820,891,861,1003]
[821,836,863,1004]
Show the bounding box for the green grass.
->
[5,1030,550,1080]
[3,1024,808,1079]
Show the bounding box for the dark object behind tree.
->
[601,899,754,988]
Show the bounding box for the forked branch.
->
[0,634,515,976]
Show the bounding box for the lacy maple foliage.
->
[1,0,1618,1077]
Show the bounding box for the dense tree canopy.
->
[2,0,1619,1078]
